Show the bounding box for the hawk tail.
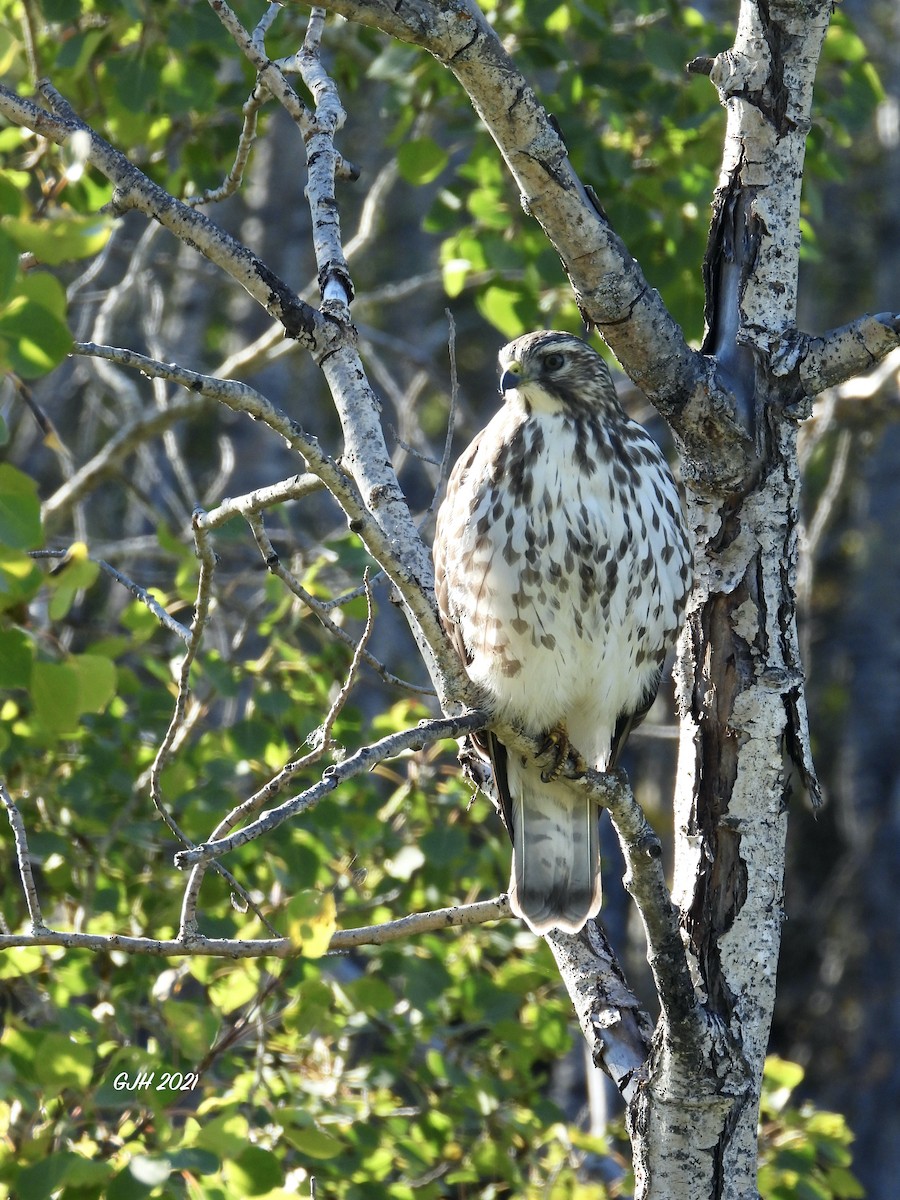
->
[496,744,601,936]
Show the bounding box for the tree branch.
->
[547,922,653,1103]
[0,897,512,958]
[792,312,900,396]
[173,711,489,868]
[308,0,753,487]
[0,81,328,344]
[71,341,469,700]
[1,781,49,934]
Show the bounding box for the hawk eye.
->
[543,352,565,371]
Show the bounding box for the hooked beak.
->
[499,360,523,394]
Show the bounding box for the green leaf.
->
[397,137,449,185]
[0,276,72,377]
[47,541,101,619]
[0,227,18,304]
[31,661,81,734]
[0,946,44,979]
[476,284,528,339]
[825,1165,866,1199]
[764,1055,805,1086]
[71,652,117,715]
[192,1113,251,1158]
[0,626,32,687]
[128,1155,173,1187]
[0,26,20,75]
[3,213,114,266]
[0,464,42,550]
[55,27,110,76]
[0,169,28,214]
[225,1146,283,1196]
[34,1031,95,1089]
[0,546,43,610]
[15,1152,81,1197]
[1,1026,44,1081]
[283,1125,345,1159]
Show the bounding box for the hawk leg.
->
[536,724,587,784]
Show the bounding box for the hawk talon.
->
[537,725,570,783]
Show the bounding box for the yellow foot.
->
[536,724,587,783]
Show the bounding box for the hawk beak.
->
[499,361,523,394]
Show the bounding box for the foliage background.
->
[0,0,897,1196]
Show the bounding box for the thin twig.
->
[147,508,218,844]
[245,511,434,694]
[1,781,48,933]
[317,571,388,611]
[178,572,378,935]
[97,559,192,644]
[199,474,325,528]
[185,84,266,207]
[421,309,461,536]
[251,2,282,54]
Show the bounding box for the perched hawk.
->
[433,331,691,936]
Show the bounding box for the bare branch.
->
[547,922,652,1102]
[200,474,325,528]
[71,341,473,705]
[0,897,511,958]
[97,559,192,644]
[184,84,266,207]
[0,80,326,344]
[1,781,48,934]
[173,711,489,868]
[147,509,219,845]
[601,776,702,1035]
[207,0,358,184]
[793,312,900,396]
[330,896,511,947]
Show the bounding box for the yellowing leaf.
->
[285,890,337,958]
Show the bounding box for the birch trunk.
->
[642,5,829,1194]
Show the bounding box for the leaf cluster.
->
[758,1058,865,1200]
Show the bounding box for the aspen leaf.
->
[285,890,337,957]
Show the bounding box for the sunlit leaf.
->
[285,890,337,958]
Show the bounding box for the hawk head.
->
[498,331,621,418]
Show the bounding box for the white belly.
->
[440,403,690,767]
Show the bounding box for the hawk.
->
[433,331,691,936]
